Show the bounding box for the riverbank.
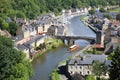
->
[83,20,97,33]
[31,38,63,62]
[50,45,93,80]
[108,7,120,13]
[80,15,87,21]
[50,14,96,80]
[31,13,96,80]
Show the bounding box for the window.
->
[80,71,82,74]
[87,71,89,74]
[80,66,82,69]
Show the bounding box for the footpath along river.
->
[30,15,96,80]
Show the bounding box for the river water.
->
[30,15,96,80]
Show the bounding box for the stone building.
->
[15,35,46,59]
[67,54,110,76]
[95,30,105,48]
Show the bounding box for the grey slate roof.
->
[105,60,112,66]
[24,35,45,45]
[68,54,107,65]
[12,35,24,42]
[16,44,28,50]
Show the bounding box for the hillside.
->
[0,0,119,19]
[0,0,119,36]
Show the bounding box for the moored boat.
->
[69,44,79,52]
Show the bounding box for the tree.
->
[104,14,112,20]
[109,46,120,80]
[0,20,9,30]
[99,8,106,13]
[116,13,120,21]
[92,61,105,79]
[0,36,33,80]
[86,75,96,80]
[89,9,95,15]
[9,22,18,36]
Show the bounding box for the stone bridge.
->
[55,36,96,45]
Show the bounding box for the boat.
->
[69,44,79,52]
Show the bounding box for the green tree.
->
[104,14,112,20]
[99,8,106,13]
[92,61,105,79]
[109,46,120,80]
[9,22,18,36]
[0,36,33,80]
[116,13,120,21]
[89,9,95,15]
[1,20,9,30]
[86,75,96,80]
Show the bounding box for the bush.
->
[89,9,95,15]
[99,8,106,13]
[86,75,96,80]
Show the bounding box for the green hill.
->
[0,0,119,36]
[0,0,119,19]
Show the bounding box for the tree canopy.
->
[0,0,120,19]
[85,75,96,80]
[109,46,120,80]
[0,36,33,80]
[99,8,106,13]
[92,60,105,79]
[0,0,119,36]
[89,9,96,15]
[116,13,120,21]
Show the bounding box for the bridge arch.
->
[55,36,95,45]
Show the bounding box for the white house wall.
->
[36,38,45,47]
[23,30,30,38]
[68,65,92,76]
[44,24,50,32]
[38,26,43,33]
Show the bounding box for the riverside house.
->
[13,13,63,59]
[67,54,111,77]
[14,35,46,58]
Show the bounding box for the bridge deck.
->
[56,35,95,41]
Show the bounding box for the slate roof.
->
[105,60,112,66]
[16,44,28,50]
[12,35,24,42]
[24,35,45,45]
[68,54,107,65]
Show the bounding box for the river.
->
[30,15,96,80]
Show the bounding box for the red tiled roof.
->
[94,44,104,48]
[118,38,120,42]
[112,20,120,27]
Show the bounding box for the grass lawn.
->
[83,48,103,54]
[32,38,63,61]
[50,68,61,80]
[108,7,120,12]
[80,15,87,20]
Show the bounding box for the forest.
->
[0,0,119,19]
[0,0,119,35]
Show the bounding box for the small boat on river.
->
[69,44,79,52]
